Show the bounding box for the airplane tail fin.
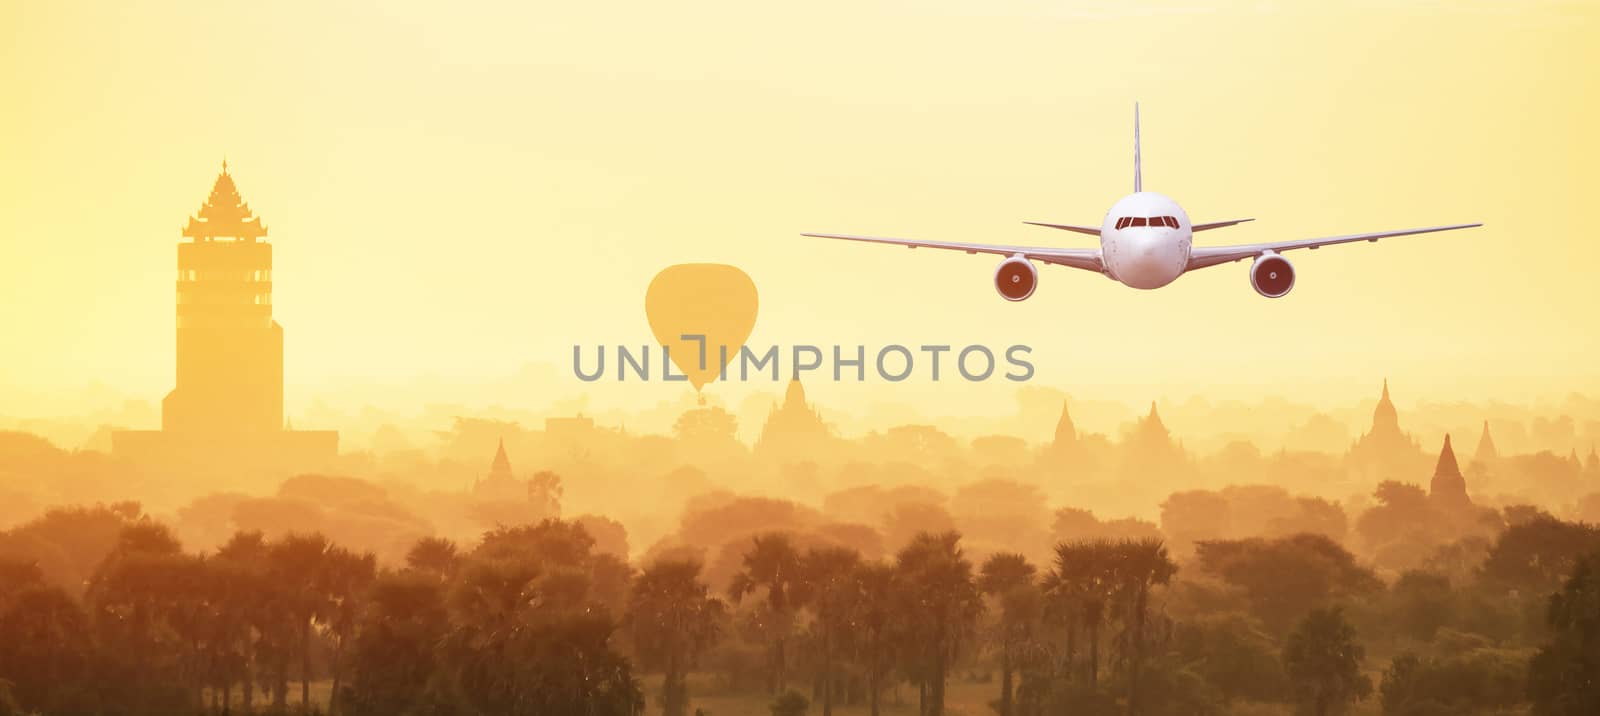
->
[1133,102,1142,193]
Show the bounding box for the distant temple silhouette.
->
[473,438,526,501]
[113,163,336,476]
[754,379,834,462]
[1428,434,1472,512]
[1043,399,1078,462]
[1345,379,1427,481]
[1118,401,1185,477]
[1472,420,1499,466]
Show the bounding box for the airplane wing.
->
[1186,223,1482,271]
[1022,221,1101,236]
[802,232,1104,273]
[1192,218,1254,232]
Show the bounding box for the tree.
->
[341,571,454,716]
[1282,607,1371,716]
[266,532,332,709]
[0,584,92,714]
[800,546,863,716]
[322,546,377,715]
[440,520,642,716]
[894,531,983,716]
[771,688,811,716]
[1195,534,1382,634]
[1481,517,1600,597]
[215,531,272,713]
[405,536,460,579]
[1388,571,1455,643]
[854,562,898,716]
[1116,538,1178,715]
[1380,649,1526,715]
[1044,540,1117,687]
[728,532,806,694]
[629,559,724,716]
[1172,613,1289,704]
[84,521,199,713]
[980,552,1037,716]
[1527,551,1600,715]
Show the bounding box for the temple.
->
[113,163,337,479]
[1046,400,1078,457]
[1428,434,1472,512]
[1119,401,1185,476]
[474,439,526,502]
[754,379,835,463]
[1472,420,1498,466]
[1345,379,1427,481]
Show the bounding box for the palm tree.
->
[404,536,460,580]
[266,533,331,709]
[727,532,805,694]
[629,559,724,716]
[853,562,897,716]
[320,546,377,715]
[1045,540,1116,688]
[979,552,1037,716]
[1112,538,1177,716]
[216,531,269,713]
[894,531,983,716]
[800,546,863,716]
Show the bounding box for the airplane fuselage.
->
[1100,191,1191,289]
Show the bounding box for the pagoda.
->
[1428,434,1472,512]
[1345,379,1427,481]
[1472,420,1498,466]
[166,161,280,434]
[1052,399,1078,448]
[1119,401,1185,476]
[473,439,526,502]
[754,379,835,463]
[113,162,335,477]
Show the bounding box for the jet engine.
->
[995,256,1038,301]
[1250,252,1295,298]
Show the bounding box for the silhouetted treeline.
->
[3,503,1600,715]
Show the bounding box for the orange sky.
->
[2,1,1597,422]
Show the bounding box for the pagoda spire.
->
[183,161,267,241]
[1053,399,1077,446]
[1434,433,1461,477]
[784,377,807,408]
[1473,420,1498,464]
[489,438,513,480]
[1369,379,1401,436]
[1429,433,1471,510]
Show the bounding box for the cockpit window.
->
[1116,216,1179,229]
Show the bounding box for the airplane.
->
[802,105,1481,300]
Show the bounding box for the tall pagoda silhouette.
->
[1345,379,1427,481]
[113,163,336,476]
